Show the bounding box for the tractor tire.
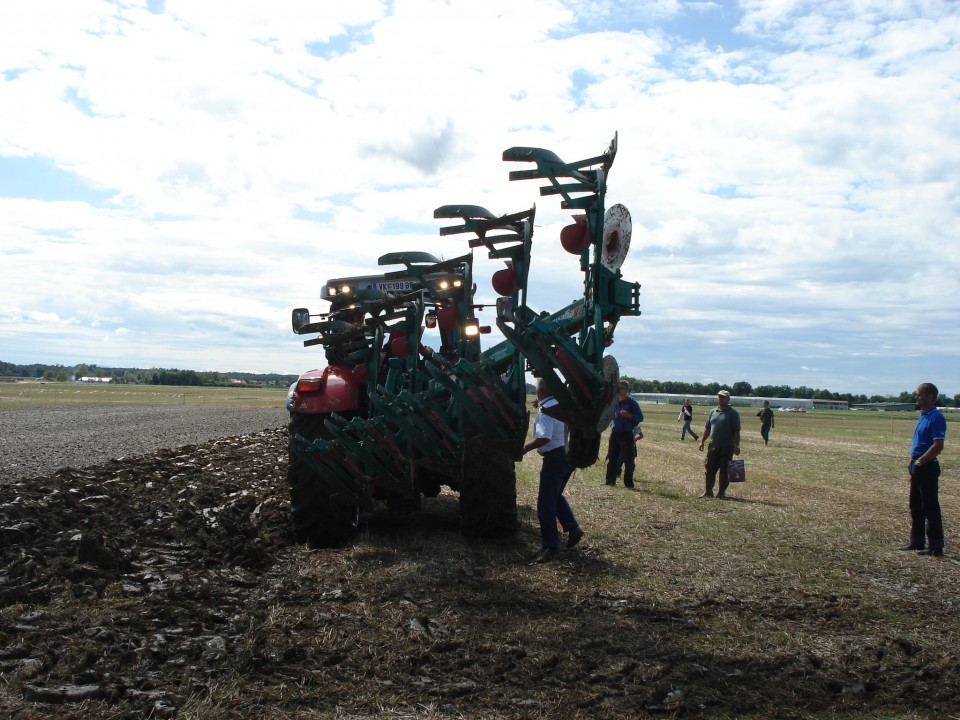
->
[287,412,360,547]
[459,436,518,538]
[567,427,601,469]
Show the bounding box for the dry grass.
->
[562,404,958,619]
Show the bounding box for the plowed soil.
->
[1,406,958,719]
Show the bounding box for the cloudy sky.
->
[1,0,958,397]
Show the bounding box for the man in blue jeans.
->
[678,398,699,441]
[900,382,947,557]
[523,379,584,563]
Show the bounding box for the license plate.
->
[373,280,414,291]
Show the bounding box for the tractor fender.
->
[288,365,364,415]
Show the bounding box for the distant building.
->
[850,402,916,412]
[812,399,849,410]
[630,392,847,410]
[77,376,112,383]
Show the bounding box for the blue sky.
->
[1,0,958,396]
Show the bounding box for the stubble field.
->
[0,383,958,719]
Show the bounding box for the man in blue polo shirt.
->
[900,382,947,557]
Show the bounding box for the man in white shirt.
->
[523,378,584,562]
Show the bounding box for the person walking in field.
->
[900,382,946,557]
[678,398,699,441]
[757,400,775,445]
[698,390,741,498]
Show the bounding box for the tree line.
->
[0,361,297,388]
[3,360,957,405]
[620,376,960,408]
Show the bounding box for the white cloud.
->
[1,0,958,395]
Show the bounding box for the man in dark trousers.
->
[900,382,947,557]
[605,380,644,488]
[698,390,741,498]
[678,398,699,441]
[757,399,775,445]
[523,379,584,563]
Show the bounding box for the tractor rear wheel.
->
[288,412,360,547]
[459,436,518,538]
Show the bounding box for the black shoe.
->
[605,480,616,486]
[699,491,714,498]
[566,527,584,549]
[625,482,635,489]
[899,544,925,551]
[716,492,726,499]
[917,548,944,557]
[530,547,558,564]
